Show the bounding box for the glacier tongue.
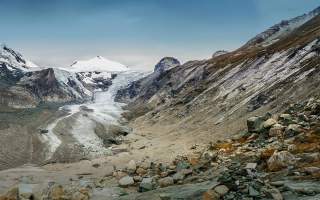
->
[41,70,145,159]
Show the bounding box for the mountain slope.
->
[243,6,320,48]
[116,9,320,150]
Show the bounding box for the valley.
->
[0,4,320,200]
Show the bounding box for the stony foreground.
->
[0,97,320,199]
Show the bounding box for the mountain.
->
[243,6,320,48]
[67,56,128,72]
[2,5,320,200]
[63,56,128,91]
[0,46,92,109]
[0,45,39,71]
[116,7,320,144]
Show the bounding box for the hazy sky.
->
[0,0,319,70]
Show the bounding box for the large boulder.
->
[247,116,265,132]
[267,151,297,171]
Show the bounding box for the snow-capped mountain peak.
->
[68,56,128,72]
[0,44,39,71]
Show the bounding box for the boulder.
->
[245,163,257,170]
[249,186,260,197]
[267,151,296,171]
[269,124,284,137]
[173,172,185,182]
[267,188,283,200]
[136,167,147,175]
[213,185,229,196]
[279,114,292,124]
[203,190,220,200]
[139,178,154,192]
[158,177,174,187]
[118,176,134,187]
[247,116,264,132]
[133,176,143,182]
[284,124,302,138]
[263,118,277,129]
[126,160,137,173]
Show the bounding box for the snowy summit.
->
[67,56,128,72]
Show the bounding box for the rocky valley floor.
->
[0,97,320,200]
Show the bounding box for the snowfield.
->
[64,56,128,72]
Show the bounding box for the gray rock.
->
[133,175,143,182]
[269,124,284,137]
[279,114,292,122]
[284,181,320,195]
[249,186,260,197]
[118,176,134,187]
[247,116,264,132]
[158,177,174,187]
[214,185,229,196]
[139,178,154,192]
[173,172,185,182]
[285,124,302,138]
[267,188,283,200]
[126,160,137,173]
[262,118,277,128]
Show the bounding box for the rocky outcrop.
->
[154,57,180,73]
[115,57,181,107]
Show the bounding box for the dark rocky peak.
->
[154,57,180,73]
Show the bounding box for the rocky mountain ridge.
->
[116,10,320,146]
[0,46,93,108]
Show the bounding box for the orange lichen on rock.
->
[213,142,234,154]
[260,148,276,160]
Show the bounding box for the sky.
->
[0,0,319,70]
